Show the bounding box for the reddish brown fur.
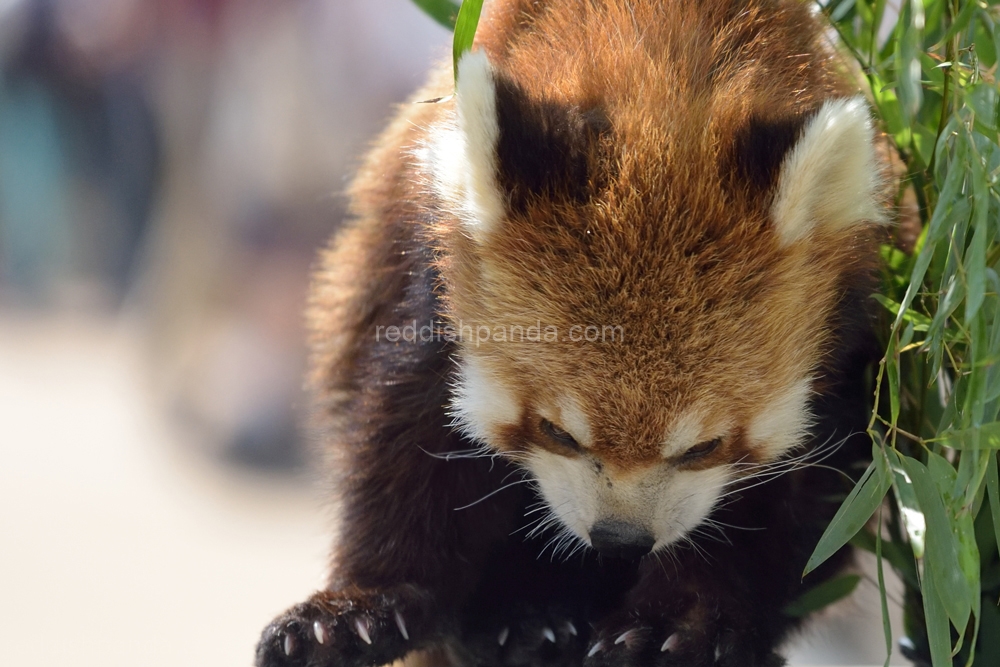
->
[433,0,877,469]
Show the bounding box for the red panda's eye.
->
[683,438,722,460]
[540,419,580,450]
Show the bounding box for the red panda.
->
[256,1,887,667]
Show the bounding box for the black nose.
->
[589,520,655,559]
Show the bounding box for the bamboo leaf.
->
[988,453,1000,561]
[943,0,980,44]
[893,138,968,331]
[453,0,485,82]
[966,141,992,325]
[964,590,980,667]
[902,454,973,630]
[876,511,893,667]
[783,574,862,617]
[829,0,857,24]
[966,219,988,324]
[411,0,461,30]
[955,508,982,640]
[805,447,892,575]
[873,293,932,331]
[886,448,927,559]
[888,334,901,425]
[851,529,920,588]
[923,558,955,667]
[895,0,925,122]
[940,422,1000,449]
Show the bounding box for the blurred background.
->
[0,0,906,665]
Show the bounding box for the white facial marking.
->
[526,450,597,544]
[660,410,706,458]
[650,466,729,549]
[772,96,885,246]
[526,448,731,552]
[557,397,593,448]
[450,355,520,443]
[748,378,814,460]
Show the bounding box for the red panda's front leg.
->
[255,307,526,667]
[581,567,790,667]
[579,457,861,667]
[254,439,518,667]
[255,584,440,667]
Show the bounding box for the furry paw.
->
[583,607,785,667]
[255,585,437,667]
[460,603,587,667]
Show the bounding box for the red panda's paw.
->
[583,609,786,667]
[254,585,440,667]
[459,603,587,667]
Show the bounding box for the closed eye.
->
[540,418,581,451]
[682,437,722,461]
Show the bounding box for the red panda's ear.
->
[453,51,506,242]
[445,51,608,243]
[771,97,885,246]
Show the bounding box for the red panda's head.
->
[422,48,884,556]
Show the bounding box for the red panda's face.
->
[424,52,883,555]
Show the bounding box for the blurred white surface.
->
[0,314,329,667]
[0,313,908,666]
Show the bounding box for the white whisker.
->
[453,477,532,511]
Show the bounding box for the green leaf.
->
[805,448,892,575]
[927,450,958,496]
[987,453,1000,563]
[850,528,920,588]
[966,217,988,324]
[888,335,901,426]
[902,454,974,631]
[872,293,932,331]
[942,0,980,44]
[783,574,862,617]
[452,0,485,82]
[895,0,925,123]
[923,561,954,667]
[829,0,857,23]
[955,508,981,647]
[928,135,970,238]
[966,145,992,325]
[940,422,1000,449]
[893,138,968,332]
[410,0,461,30]
[886,448,927,559]
[876,511,893,667]
[964,590,981,667]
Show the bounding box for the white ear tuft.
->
[771,97,884,246]
[453,50,506,239]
